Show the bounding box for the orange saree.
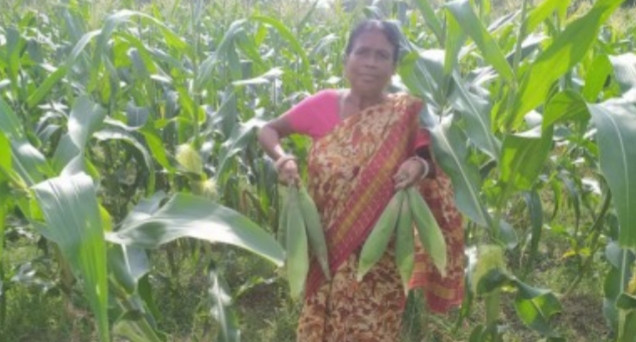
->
[296,93,464,342]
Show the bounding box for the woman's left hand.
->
[393,157,429,190]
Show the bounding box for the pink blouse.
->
[284,89,430,151]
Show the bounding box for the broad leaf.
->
[429,118,490,227]
[524,191,544,271]
[582,53,613,102]
[107,193,285,266]
[32,173,109,341]
[513,279,562,335]
[94,125,156,193]
[0,97,22,139]
[208,261,240,342]
[509,0,623,128]
[11,139,50,185]
[26,30,101,108]
[542,91,590,131]
[525,0,573,34]
[399,49,447,110]
[449,75,501,160]
[589,100,636,248]
[69,96,107,150]
[413,0,444,44]
[500,126,553,192]
[446,0,514,81]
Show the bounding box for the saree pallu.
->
[296,93,464,342]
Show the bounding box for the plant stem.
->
[564,190,612,296]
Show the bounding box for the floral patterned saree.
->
[296,93,464,342]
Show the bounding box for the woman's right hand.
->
[276,157,300,186]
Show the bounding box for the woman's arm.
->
[258,116,300,185]
[258,116,294,160]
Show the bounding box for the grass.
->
[0,230,612,341]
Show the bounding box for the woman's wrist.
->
[274,154,296,171]
[409,156,430,180]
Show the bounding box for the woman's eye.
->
[377,52,390,60]
[355,49,370,57]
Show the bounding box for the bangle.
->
[409,156,430,180]
[274,155,296,171]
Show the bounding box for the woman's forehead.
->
[351,29,392,49]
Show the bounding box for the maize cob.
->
[395,189,415,292]
[407,187,447,277]
[277,187,290,246]
[357,190,404,281]
[298,186,331,280]
[285,186,309,299]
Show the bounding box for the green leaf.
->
[106,193,284,267]
[509,0,623,128]
[616,293,636,310]
[471,244,507,294]
[446,0,514,81]
[0,184,7,264]
[524,191,543,271]
[69,96,107,150]
[443,12,467,79]
[208,261,240,342]
[52,96,107,172]
[217,118,264,184]
[11,139,50,185]
[94,125,156,193]
[589,101,636,248]
[413,0,444,44]
[196,19,245,89]
[109,245,150,294]
[513,279,562,335]
[542,91,590,131]
[32,173,109,341]
[141,129,174,172]
[449,75,501,160]
[499,219,518,250]
[113,311,164,342]
[429,118,490,227]
[525,0,573,34]
[500,126,553,192]
[26,30,101,109]
[251,15,314,92]
[619,310,636,342]
[0,132,11,176]
[582,53,613,102]
[0,97,22,139]
[398,50,447,108]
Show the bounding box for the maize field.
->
[1,0,636,340]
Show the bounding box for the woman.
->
[258,20,464,341]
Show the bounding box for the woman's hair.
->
[344,19,402,64]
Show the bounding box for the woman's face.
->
[344,29,395,97]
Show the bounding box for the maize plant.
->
[1,0,636,341]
